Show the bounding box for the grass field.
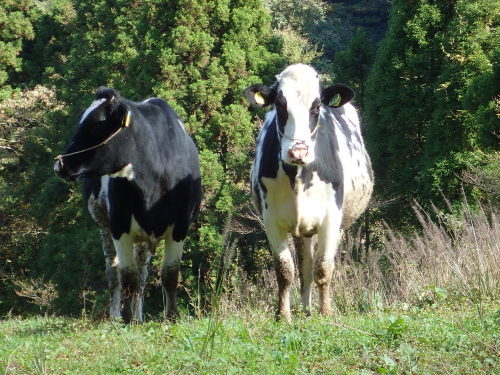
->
[2,205,498,374]
[1,301,498,375]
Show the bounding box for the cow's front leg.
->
[161,228,184,321]
[114,234,139,323]
[266,221,293,322]
[101,228,122,320]
[133,242,151,323]
[315,211,342,316]
[294,236,314,316]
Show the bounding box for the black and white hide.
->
[244,64,373,321]
[54,87,201,323]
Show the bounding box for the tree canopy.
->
[365,0,499,223]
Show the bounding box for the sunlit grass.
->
[1,302,498,374]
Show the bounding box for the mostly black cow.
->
[244,64,373,321]
[54,87,201,323]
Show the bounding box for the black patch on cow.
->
[275,90,288,134]
[282,162,297,190]
[83,176,102,201]
[256,115,280,193]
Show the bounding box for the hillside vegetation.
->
[1,4,498,367]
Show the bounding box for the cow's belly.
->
[261,170,335,237]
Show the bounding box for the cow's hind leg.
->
[114,234,139,323]
[294,236,314,316]
[161,227,183,321]
[315,212,342,316]
[266,221,293,322]
[132,242,151,323]
[101,229,121,320]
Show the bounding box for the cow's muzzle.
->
[53,157,63,176]
[53,157,76,181]
[287,141,309,165]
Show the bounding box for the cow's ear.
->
[114,101,132,127]
[243,84,277,108]
[321,84,355,108]
[96,86,122,114]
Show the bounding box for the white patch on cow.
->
[114,215,149,263]
[163,226,184,263]
[261,166,336,237]
[276,64,321,165]
[109,163,134,181]
[177,119,186,132]
[294,170,336,236]
[80,98,107,124]
[114,233,135,268]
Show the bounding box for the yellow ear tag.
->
[329,93,341,107]
[124,111,131,127]
[254,92,265,105]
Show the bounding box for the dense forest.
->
[0,0,497,317]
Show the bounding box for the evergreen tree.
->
[0,0,35,99]
[365,0,499,223]
[333,28,374,110]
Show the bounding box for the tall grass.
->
[217,202,499,316]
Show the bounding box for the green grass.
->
[1,302,498,375]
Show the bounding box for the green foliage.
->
[333,28,375,108]
[0,86,108,316]
[0,0,35,99]
[266,0,350,80]
[365,0,499,224]
[20,0,76,86]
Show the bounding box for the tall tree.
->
[365,0,499,223]
[333,27,374,109]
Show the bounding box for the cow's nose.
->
[287,143,308,164]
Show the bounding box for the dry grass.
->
[218,203,499,315]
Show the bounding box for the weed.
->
[11,278,58,316]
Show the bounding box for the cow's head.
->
[54,87,133,181]
[244,64,354,166]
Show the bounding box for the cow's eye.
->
[310,98,321,116]
[310,105,320,116]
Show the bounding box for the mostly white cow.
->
[244,64,373,321]
[54,87,201,323]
